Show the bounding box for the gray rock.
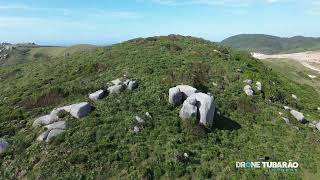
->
[46,129,65,142]
[145,112,152,119]
[282,117,290,124]
[89,90,105,101]
[33,114,59,127]
[176,85,198,99]
[123,79,131,86]
[256,81,262,91]
[290,110,305,123]
[135,116,145,124]
[212,82,218,87]
[284,106,291,111]
[292,94,298,100]
[244,85,254,96]
[111,79,122,85]
[169,87,182,105]
[133,126,140,133]
[308,123,316,129]
[108,84,125,94]
[191,93,215,127]
[0,139,9,153]
[70,102,92,119]
[179,101,198,120]
[45,121,66,130]
[243,79,252,84]
[56,105,73,113]
[37,130,50,141]
[316,122,320,131]
[127,80,138,90]
[180,93,215,127]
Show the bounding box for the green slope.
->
[1,35,320,179]
[262,58,320,94]
[221,34,320,54]
[0,44,97,66]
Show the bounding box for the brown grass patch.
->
[22,91,64,110]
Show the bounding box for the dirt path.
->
[252,51,320,73]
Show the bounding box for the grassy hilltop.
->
[221,34,320,54]
[0,35,320,179]
[0,44,96,66]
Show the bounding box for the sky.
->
[0,0,319,45]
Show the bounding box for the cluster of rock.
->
[133,112,152,133]
[89,78,138,101]
[33,102,92,142]
[243,79,262,96]
[0,139,9,153]
[169,85,215,127]
[281,106,306,124]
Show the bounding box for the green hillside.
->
[1,35,320,179]
[0,44,96,66]
[221,34,320,54]
[262,59,320,93]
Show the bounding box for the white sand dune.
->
[252,51,320,73]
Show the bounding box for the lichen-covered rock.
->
[180,93,215,127]
[89,90,105,101]
[290,110,305,123]
[45,121,66,130]
[244,85,254,96]
[108,84,125,94]
[33,114,59,127]
[46,129,65,142]
[127,80,138,90]
[70,102,92,119]
[169,87,182,105]
[0,139,9,153]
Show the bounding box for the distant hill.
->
[0,43,97,66]
[221,34,320,54]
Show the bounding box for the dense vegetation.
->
[1,35,320,179]
[0,44,96,66]
[221,34,320,54]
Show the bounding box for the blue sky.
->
[0,0,319,45]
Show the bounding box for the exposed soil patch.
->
[252,51,320,73]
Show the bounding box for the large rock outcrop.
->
[179,93,215,127]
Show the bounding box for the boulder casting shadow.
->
[213,114,241,131]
